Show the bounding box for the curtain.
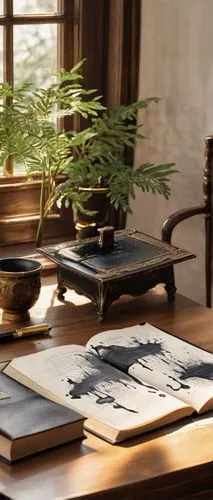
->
[74,0,141,229]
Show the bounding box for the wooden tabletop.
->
[0,282,213,500]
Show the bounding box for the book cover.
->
[0,372,85,462]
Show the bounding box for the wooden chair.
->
[162,135,213,307]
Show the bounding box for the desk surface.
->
[0,284,213,500]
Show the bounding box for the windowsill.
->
[0,173,67,185]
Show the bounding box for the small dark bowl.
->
[0,258,42,322]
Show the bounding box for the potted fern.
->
[0,59,176,246]
[58,98,177,237]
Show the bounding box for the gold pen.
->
[0,323,51,342]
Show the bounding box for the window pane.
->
[0,0,3,15]
[14,0,58,14]
[14,24,57,88]
[13,24,57,174]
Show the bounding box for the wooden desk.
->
[0,284,213,500]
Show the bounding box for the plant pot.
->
[74,186,110,239]
[0,258,42,322]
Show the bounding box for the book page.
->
[4,345,189,432]
[0,361,9,372]
[87,323,213,412]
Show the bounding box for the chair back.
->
[162,136,213,307]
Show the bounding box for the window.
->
[0,0,140,246]
[0,0,73,175]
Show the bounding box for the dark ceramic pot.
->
[0,258,42,322]
[74,186,110,239]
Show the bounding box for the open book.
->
[4,323,213,443]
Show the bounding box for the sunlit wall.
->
[127,0,213,304]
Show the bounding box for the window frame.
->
[0,0,74,175]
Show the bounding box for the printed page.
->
[87,323,213,412]
[5,345,189,432]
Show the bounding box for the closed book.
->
[0,372,85,463]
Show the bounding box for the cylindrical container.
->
[74,186,110,239]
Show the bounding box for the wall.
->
[128,0,213,304]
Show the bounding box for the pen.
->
[0,324,51,342]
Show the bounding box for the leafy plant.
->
[0,60,105,246]
[0,59,177,247]
[0,82,33,174]
[58,98,177,215]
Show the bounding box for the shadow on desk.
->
[0,430,182,499]
[1,287,213,364]
[120,411,213,449]
[1,425,212,500]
